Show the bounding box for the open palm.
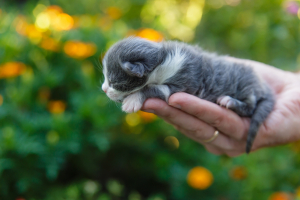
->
[142,61,300,156]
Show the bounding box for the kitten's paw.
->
[122,93,143,113]
[217,96,235,109]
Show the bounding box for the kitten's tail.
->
[246,92,274,154]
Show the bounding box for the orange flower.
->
[269,192,292,200]
[26,24,43,41]
[34,5,73,31]
[46,5,63,13]
[136,28,164,42]
[0,62,26,79]
[137,111,157,123]
[15,15,28,36]
[106,7,122,20]
[40,37,60,51]
[187,166,213,190]
[52,13,74,31]
[64,41,97,59]
[47,100,66,114]
[229,166,247,180]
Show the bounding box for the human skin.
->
[142,62,300,157]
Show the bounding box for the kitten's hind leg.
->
[217,96,255,117]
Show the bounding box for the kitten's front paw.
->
[122,93,143,113]
[217,96,235,109]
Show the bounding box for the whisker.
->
[93,57,103,73]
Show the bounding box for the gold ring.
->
[202,130,219,143]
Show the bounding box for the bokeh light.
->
[187,166,213,190]
[229,166,247,180]
[35,12,51,30]
[164,136,179,150]
[64,41,97,59]
[52,13,74,31]
[137,111,157,123]
[47,100,66,114]
[106,7,122,20]
[268,192,292,200]
[125,113,141,127]
[40,37,60,51]
[136,28,164,42]
[46,130,60,144]
[0,62,26,79]
[141,0,205,41]
[296,186,300,198]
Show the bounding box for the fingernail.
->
[170,104,181,109]
[141,109,155,113]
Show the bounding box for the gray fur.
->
[102,37,275,153]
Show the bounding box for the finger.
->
[143,98,247,152]
[142,99,216,141]
[175,126,246,152]
[168,93,249,140]
[206,146,243,157]
[204,145,223,155]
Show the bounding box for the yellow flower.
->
[136,28,164,42]
[164,136,179,150]
[106,7,122,20]
[64,41,97,59]
[40,37,60,51]
[125,113,141,127]
[137,111,157,123]
[47,100,66,114]
[229,166,247,180]
[268,192,292,200]
[0,62,26,79]
[34,5,73,31]
[187,166,213,190]
[296,187,300,197]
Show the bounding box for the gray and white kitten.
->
[101,37,274,153]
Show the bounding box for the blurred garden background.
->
[0,0,300,199]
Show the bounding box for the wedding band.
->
[202,130,219,143]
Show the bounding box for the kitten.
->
[101,37,274,153]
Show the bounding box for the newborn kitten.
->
[102,37,274,153]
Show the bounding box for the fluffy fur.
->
[102,37,275,153]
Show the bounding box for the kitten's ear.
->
[121,62,145,78]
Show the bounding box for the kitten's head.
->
[102,37,163,102]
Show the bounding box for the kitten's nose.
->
[102,84,107,93]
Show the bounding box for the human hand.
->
[142,62,300,157]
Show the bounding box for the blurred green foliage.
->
[0,0,300,199]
